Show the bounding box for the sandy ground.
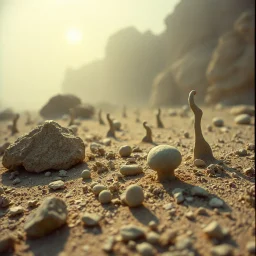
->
[0,106,255,256]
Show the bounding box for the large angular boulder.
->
[24,196,67,238]
[40,94,81,119]
[2,121,85,172]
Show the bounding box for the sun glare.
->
[66,28,83,44]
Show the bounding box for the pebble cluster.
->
[0,92,255,255]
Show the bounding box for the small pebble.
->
[146,232,160,244]
[203,221,228,239]
[120,165,143,176]
[45,171,51,177]
[98,190,112,204]
[235,114,251,125]
[119,145,132,157]
[136,242,155,256]
[81,169,91,179]
[191,186,209,197]
[174,192,185,204]
[12,178,21,185]
[210,244,234,256]
[209,198,224,208]
[103,236,115,252]
[81,212,101,226]
[194,159,206,168]
[212,117,224,127]
[9,206,24,217]
[48,180,65,190]
[122,184,144,207]
[120,225,145,241]
[59,170,67,177]
[92,184,107,195]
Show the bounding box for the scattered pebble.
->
[210,244,234,256]
[136,242,155,256]
[45,171,51,177]
[48,180,65,190]
[24,196,67,238]
[102,138,111,146]
[98,190,112,204]
[194,159,206,168]
[12,177,21,185]
[174,192,185,204]
[120,225,145,241]
[92,184,107,195]
[234,114,251,125]
[191,186,209,197]
[119,145,132,157]
[59,170,67,177]
[146,232,160,244]
[203,221,228,239]
[81,212,101,226]
[212,117,224,127]
[209,198,224,208]
[185,211,195,220]
[103,236,115,252]
[122,184,144,207]
[120,165,143,176]
[81,169,91,179]
[9,206,24,217]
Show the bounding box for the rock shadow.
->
[25,225,70,256]
[0,162,89,188]
[129,205,159,226]
[159,178,232,212]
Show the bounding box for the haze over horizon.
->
[0,0,180,111]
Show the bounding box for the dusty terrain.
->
[0,106,255,256]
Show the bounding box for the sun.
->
[66,28,83,44]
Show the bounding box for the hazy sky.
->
[0,0,180,111]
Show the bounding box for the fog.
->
[0,0,179,111]
[1,0,254,113]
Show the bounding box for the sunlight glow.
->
[66,28,83,44]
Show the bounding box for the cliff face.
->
[205,10,255,105]
[62,0,254,106]
[150,0,255,106]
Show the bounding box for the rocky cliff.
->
[62,0,255,107]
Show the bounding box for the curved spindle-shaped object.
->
[25,111,32,126]
[11,114,19,135]
[142,121,153,143]
[106,113,116,138]
[188,90,216,164]
[156,108,164,128]
[68,108,75,126]
[98,109,105,125]
[122,105,127,118]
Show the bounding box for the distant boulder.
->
[73,104,95,119]
[40,94,81,119]
[0,108,15,121]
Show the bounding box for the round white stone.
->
[147,145,182,172]
[98,190,112,204]
[124,184,144,207]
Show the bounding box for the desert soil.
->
[0,106,255,256]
